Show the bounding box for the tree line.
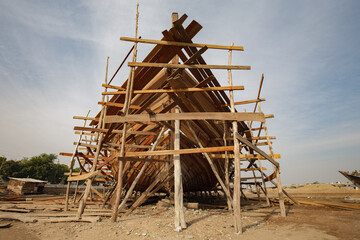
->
[0,153,74,184]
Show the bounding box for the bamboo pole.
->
[110,4,139,222]
[76,56,109,219]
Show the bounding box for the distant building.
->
[7,177,47,194]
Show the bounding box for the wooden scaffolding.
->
[60,11,295,234]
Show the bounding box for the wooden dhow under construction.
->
[61,11,296,233]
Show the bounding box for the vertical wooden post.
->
[223,122,232,211]
[228,43,242,234]
[65,110,90,211]
[258,102,286,217]
[174,106,186,230]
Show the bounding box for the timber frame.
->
[60,11,294,234]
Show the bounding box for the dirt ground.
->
[0,184,359,240]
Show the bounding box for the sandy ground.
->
[0,184,359,240]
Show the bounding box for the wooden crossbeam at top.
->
[128,62,251,70]
[102,86,244,95]
[120,37,244,51]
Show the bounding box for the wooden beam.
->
[209,153,281,159]
[104,112,266,123]
[128,62,251,70]
[241,168,267,171]
[222,98,265,107]
[73,126,158,136]
[125,146,234,157]
[98,101,141,110]
[102,86,244,95]
[67,170,100,182]
[101,84,125,90]
[73,116,98,121]
[120,37,244,51]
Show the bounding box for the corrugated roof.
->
[8,177,47,183]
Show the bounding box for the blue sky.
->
[0,0,359,184]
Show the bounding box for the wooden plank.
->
[102,86,244,95]
[101,84,125,90]
[125,146,234,157]
[73,116,98,121]
[209,153,281,159]
[104,112,265,123]
[251,136,276,140]
[67,170,100,182]
[241,168,267,171]
[98,101,141,110]
[120,37,244,51]
[73,126,158,136]
[128,62,251,70]
[222,98,265,107]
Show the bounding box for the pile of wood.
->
[60,10,292,233]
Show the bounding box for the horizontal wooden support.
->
[102,86,244,95]
[209,153,281,159]
[213,136,275,141]
[120,37,244,51]
[98,101,141,110]
[104,112,265,123]
[264,114,274,119]
[67,170,100,182]
[126,146,234,157]
[241,167,267,172]
[73,116,98,121]
[64,172,81,176]
[60,152,169,163]
[128,62,251,70]
[102,84,125,91]
[74,131,97,136]
[251,136,276,140]
[120,157,170,163]
[223,98,265,107]
[73,126,158,136]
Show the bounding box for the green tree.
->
[0,154,69,184]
